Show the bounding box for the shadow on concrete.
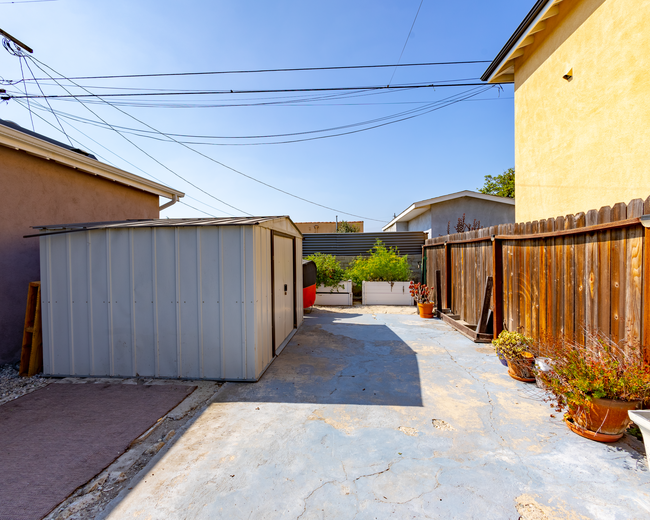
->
[217,312,423,407]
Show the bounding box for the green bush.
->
[305,253,347,288]
[345,240,411,286]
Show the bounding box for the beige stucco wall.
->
[514,0,650,222]
[0,146,160,363]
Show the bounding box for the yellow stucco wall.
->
[514,0,650,222]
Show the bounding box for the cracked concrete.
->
[99,310,649,519]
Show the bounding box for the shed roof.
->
[0,119,184,200]
[30,216,302,237]
[382,190,514,231]
[481,0,565,84]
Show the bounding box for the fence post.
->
[444,242,452,311]
[492,237,504,340]
[435,270,442,314]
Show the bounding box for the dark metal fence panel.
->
[302,232,426,257]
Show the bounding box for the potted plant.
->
[305,253,352,306]
[492,331,535,382]
[537,332,650,442]
[409,281,435,318]
[346,241,413,305]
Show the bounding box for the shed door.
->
[273,235,295,349]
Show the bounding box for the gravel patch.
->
[311,304,418,315]
[0,363,51,406]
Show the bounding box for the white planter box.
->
[315,280,353,306]
[362,281,413,305]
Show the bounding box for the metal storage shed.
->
[34,216,303,381]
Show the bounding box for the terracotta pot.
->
[570,397,641,437]
[418,302,434,319]
[506,353,535,382]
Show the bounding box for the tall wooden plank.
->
[563,215,576,342]
[493,238,504,339]
[597,206,612,337]
[574,212,587,344]
[523,222,532,336]
[585,210,599,338]
[544,218,555,336]
[641,197,650,364]
[625,199,644,354]
[513,224,521,332]
[554,216,565,339]
[538,219,548,341]
[530,221,539,340]
[445,244,452,309]
[610,203,627,344]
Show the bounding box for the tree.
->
[337,221,360,233]
[478,168,515,198]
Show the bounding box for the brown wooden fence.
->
[424,196,650,361]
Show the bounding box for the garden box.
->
[362,281,413,305]
[315,280,353,306]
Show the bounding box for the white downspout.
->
[159,194,178,212]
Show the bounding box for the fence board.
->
[585,210,599,336]
[597,206,612,337]
[626,199,644,353]
[538,219,548,340]
[574,213,587,344]
[563,215,576,341]
[610,202,627,344]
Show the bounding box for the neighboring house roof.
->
[481,0,564,84]
[382,190,515,232]
[0,119,184,200]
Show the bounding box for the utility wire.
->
[25,56,253,216]
[27,55,390,223]
[19,60,493,82]
[17,56,33,130]
[18,46,74,146]
[388,0,425,86]
[12,95,236,217]
[9,82,502,99]
[21,86,491,141]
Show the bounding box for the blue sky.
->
[0,0,532,231]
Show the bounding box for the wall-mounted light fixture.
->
[563,67,573,81]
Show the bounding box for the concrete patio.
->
[100,309,649,519]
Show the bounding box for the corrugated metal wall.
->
[302,232,426,256]
[40,224,298,380]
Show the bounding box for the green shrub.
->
[345,240,411,286]
[305,253,347,288]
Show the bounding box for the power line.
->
[12,96,236,217]
[24,57,253,216]
[21,86,493,141]
[19,60,493,82]
[388,0,425,86]
[8,82,503,100]
[27,55,391,223]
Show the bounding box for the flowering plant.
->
[409,281,435,304]
[536,332,650,411]
[492,331,534,360]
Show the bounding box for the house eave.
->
[481,0,565,84]
[0,123,185,200]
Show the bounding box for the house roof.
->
[0,119,184,200]
[382,190,515,232]
[30,216,302,237]
[481,0,565,84]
